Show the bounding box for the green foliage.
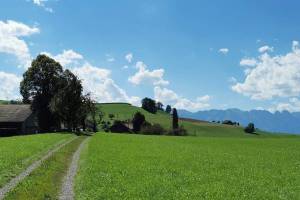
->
[110,120,131,133]
[108,114,115,120]
[156,102,164,111]
[132,112,145,132]
[169,125,187,136]
[141,123,166,135]
[244,123,255,134]
[75,133,300,199]
[165,105,172,114]
[20,55,64,131]
[0,133,73,187]
[50,69,83,130]
[172,108,179,130]
[141,97,157,114]
[20,54,96,132]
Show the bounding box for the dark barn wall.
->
[0,122,22,136]
[23,113,39,134]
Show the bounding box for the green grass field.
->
[76,133,300,200]
[0,133,74,187]
[5,136,85,200]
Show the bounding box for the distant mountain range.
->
[178,109,300,134]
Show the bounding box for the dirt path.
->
[0,136,77,200]
[59,137,89,200]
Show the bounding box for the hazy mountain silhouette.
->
[178,109,300,134]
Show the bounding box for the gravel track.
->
[0,136,77,200]
[59,137,89,200]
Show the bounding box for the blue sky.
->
[1,0,300,112]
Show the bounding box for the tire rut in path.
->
[59,137,89,200]
[0,136,77,200]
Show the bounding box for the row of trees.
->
[20,55,96,132]
[141,97,172,114]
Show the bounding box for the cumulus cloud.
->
[219,48,229,54]
[128,61,169,86]
[269,98,300,112]
[240,58,257,67]
[154,86,210,112]
[0,20,39,68]
[44,50,140,105]
[125,53,133,63]
[41,49,83,67]
[0,71,21,100]
[32,0,53,13]
[232,41,300,100]
[258,45,273,53]
[73,63,140,105]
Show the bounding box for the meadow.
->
[0,133,74,187]
[75,133,300,200]
[98,103,283,137]
[5,136,86,200]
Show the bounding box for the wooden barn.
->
[0,105,39,135]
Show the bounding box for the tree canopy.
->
[20,54,96,132]
[141,97,157,114]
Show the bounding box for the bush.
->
[244,123,255,134]
[141,123,166,135]
[110,120,131,133]
[101,121,111,132]
[132,112,145,132]
[169,125,187,136]
[222,120,234,125]
[108,114,115,120]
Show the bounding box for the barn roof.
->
[0,105,32,123]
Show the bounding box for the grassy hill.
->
[0,100,9,105]
[97,103,285,137]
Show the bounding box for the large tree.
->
[20,55,64,132]
[156,102,164,111]
[141,97,157,114]
[49,69,83,131]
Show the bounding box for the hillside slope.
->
[97,103,283,137]
[178,109,300,134]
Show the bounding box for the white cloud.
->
[219,48,229,54]
[72,63,140,105]
[42,49,83,67]
[232,41,300,100]
[0,20,39,68]
[228,77,237,83]
[154,86,210,112]
[125,53,133,63]
[258,45,274,53]
[31,0,53,13]
[122,65,129,69]
[105,54,115,62]
[0,71,21,100]
[269,98,300,112]
[240,58,257,67]
[128,61,169,86]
